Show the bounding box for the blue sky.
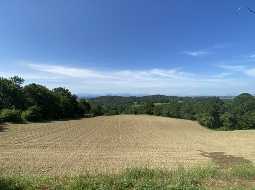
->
[1,0,255,96]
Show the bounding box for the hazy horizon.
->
[79,93,238,98]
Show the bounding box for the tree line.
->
[1,76,255,130]
[0,76,91,123]
[89,94,255,130]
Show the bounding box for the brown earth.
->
[0,115,255,176]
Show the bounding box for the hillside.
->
[1,115,254,176]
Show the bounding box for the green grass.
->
[1,164,255,190]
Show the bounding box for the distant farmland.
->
[0,115,255,176]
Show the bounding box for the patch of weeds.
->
[2,164,255,190]
[229,163,255,180]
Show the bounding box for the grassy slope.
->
[1,164,255,190]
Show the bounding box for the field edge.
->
[1,163,255,190]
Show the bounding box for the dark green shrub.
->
[197,113,216,129]
[79,99,91,114]
[21,106,42,122]
[153,105,162,116]
[220,112,236,130]
[0,76,26,110]
[91,105,104,116]
[0,109,22,123]
[52,87,80,118]
[24,84,59,119]
[143,102,153,115]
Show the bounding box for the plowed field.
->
[1,115,255,176]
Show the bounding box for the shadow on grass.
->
[198,150,252,169]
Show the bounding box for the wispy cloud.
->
[212,72,232,78]
[182,50,210,57]
[218,63,255,78]
[27,63,108,79]
[25,62,191,81]
[211,43,232,49]
[182,43,231,57]
[9,60,251,96]
[244,68,255,77]
[249,54,255,59]
[218,64,246,72]
[1,60,254,95]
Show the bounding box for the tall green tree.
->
[0,76,25,109]
[23,84,58,119]
[52,87,80,118]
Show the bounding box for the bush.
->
[153,105,162,116]
[78,99,91,114]
[220,112,236,130]
[21,106,42,122]
[91,105,104,116]
[144,102,154,115]
[197,113,216,129]
[0,109,22,123]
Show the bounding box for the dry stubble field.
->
[0,115,255,176]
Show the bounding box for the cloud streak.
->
[11,61,251,96]
[182,43,231,57]
[27,63,109,79]
[26,62,193,82]
[0,60,253,96]
[218,63,255,77]
[183,51,210,57]
[249,54,255,59]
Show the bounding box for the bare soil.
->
[0,115,255,176]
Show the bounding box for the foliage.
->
[21,106,42,122]
[89,94,255,130]
[91,105,104,116]
[0,76,91,123]
[220,112,236,130]
[144,102,154,115]
[0,76,25,110]
[78,99,91,114]
[0,109,22,123]
[23,83,59,119]
[1,75,255,130]
[52,87,81,118]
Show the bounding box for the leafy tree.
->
[153,105,163,116]
[197,113,216,129]
[21,106,42,122]
[79,99,91,114]
[24,84,58,119]
[236,112,255,130]
[179,102,196,120]
[91,105,104,116]
[0,109,22,123]
[144,102,154,115]
[0,77,25,109]
[52,87,80,118]
[10,76,24,87]
[220,112,236,130]
[0,76,92,123]
[232,93,255,115]
[196,98,224,129]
